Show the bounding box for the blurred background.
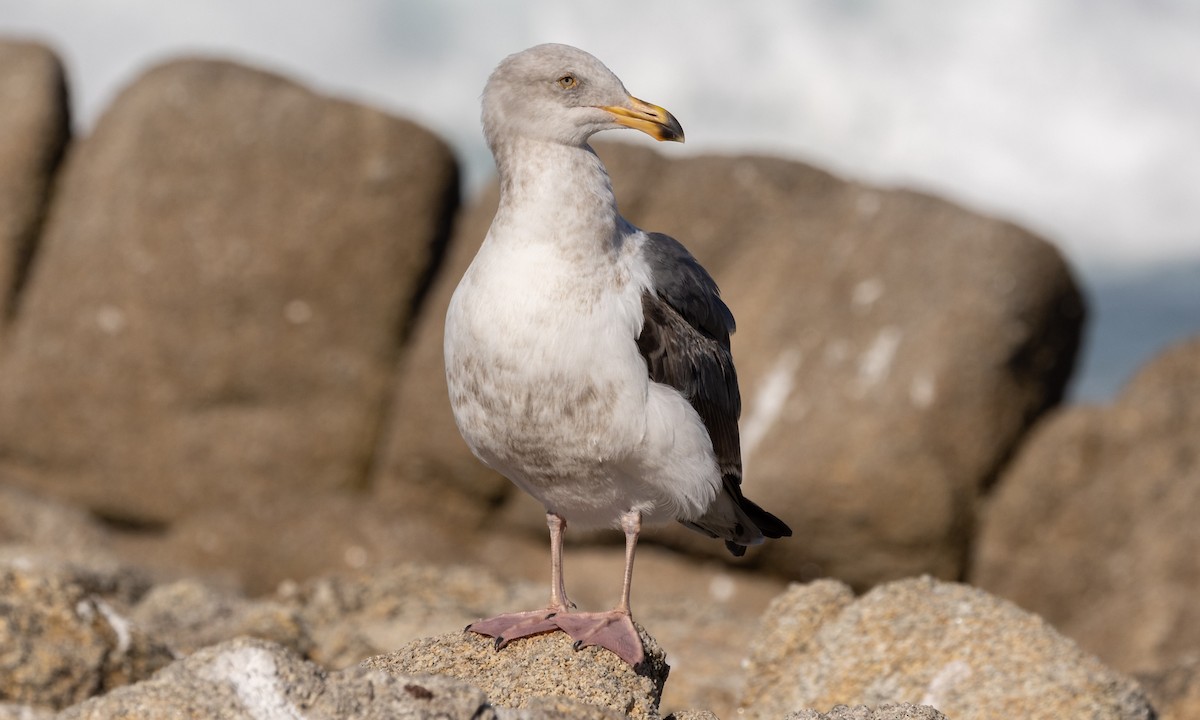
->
[3,0,1196,401]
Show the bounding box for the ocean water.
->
[2,0,1197,402]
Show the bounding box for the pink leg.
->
[552,510,645,666]
[466,511,573,648]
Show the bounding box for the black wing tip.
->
[746,503,793,540]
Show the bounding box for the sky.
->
[2,0,1198,398]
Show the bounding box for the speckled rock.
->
[0,568,173,709]
[364,627,670,720]
[786,705,948,720]
[741,577,1154,720]
[0,40,69,322]
[58,636,494,719]
[974,337,1200,673]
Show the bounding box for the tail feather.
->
[681,475,792,557]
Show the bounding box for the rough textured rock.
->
[0,40,69,322]
[1139,654,1200,720]
[741,577,1155,720]
[0,58,458,525]
[0,567,173,710]
[973,337,1200,673]
[378,140,1083,589]
[57,636,496,719]
[365,628,670,720]
[786,706,948,720]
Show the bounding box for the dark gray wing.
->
[636,232,741,480]
[635,232,791,555]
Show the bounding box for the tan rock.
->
[786,706,948,720]
[365,628,670,719]
[0,568,172,710]
[0,57,458,525]
[740,577,1153,720]
[973,337,1200,673]
[1139,654,1200,720]
[0,40,68,322]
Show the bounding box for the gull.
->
[445,43,791,667]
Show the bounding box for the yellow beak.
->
[600,96,685,143]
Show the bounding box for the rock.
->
[973,337,1200,673]
[786,706,948,720]
[741,576,1154,720]
[57,636,496,719]
[0,40,69,322]
[0,484,141,597]
[281,563,546,670]
[378,141,1083,589]
[0,57,458,525]
[0,567,173,710]
[364,628,670,720]
[1139,654,1200,720]
[102,486,488,596]
[0,703,54,720]
[130,579,312,658]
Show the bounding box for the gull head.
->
[482,43,684,152]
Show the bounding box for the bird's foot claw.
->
[466,609,562,649]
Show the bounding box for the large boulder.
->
[0,40,69,323]
[973,337,1200,673]
[0,58,458,524]
[378,140,1083,588]
[740,577,1155,720]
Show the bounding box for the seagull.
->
[446,43,791,667]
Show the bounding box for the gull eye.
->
[557,74,578,90]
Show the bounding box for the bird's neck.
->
[490,139,622,253]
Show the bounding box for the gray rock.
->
[0,40,69,322]
[0,567,173,710]
[58,636,496,719]
[378,140,1082,589]
[365,628,670,720]
[786,705,948,720]
[741,577,1154,720]
[280,563,546,669]
[130,579,312,658]
[498,697,629,719]
[973,337,1200,674]
[0,57,458,526]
